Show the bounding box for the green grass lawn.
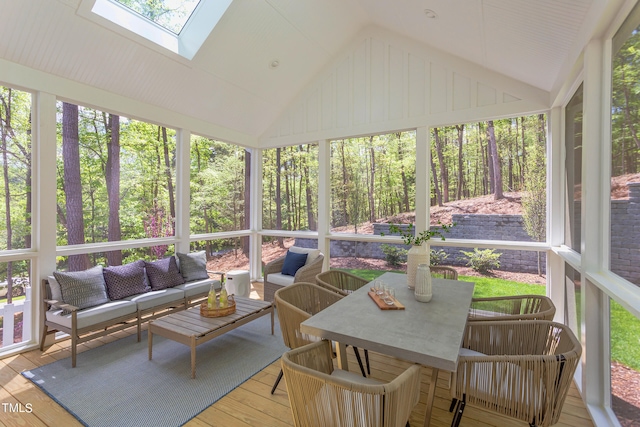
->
[339,267,639,372]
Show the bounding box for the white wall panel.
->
[430,63,448,114]
[321,75,334,130]
[370,38,386,123]
[453,73,471,111]
[353,41,367,126]
[336,57,350,129]
[388,45,405,120]
[306,89,319,133]
[261,27,549,146]
[408,54,426,118]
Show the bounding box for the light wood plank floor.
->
[0,283,594,427]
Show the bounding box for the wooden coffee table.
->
[148,297,274,378]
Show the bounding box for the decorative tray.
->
[200,296,236,317]
[368,291,405,310]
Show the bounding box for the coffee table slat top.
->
[150,297,272,338]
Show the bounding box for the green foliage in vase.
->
[382,221,455,246]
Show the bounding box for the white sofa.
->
[40,252,220,367]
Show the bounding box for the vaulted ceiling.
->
[0,0,606,141]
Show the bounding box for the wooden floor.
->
[0,283,594,427]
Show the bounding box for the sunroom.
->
[0,0,639,426]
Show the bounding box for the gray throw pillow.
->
[53,265,110,309]
[144,256,185,290]
[176,251,209,282]
[103,260,147,300]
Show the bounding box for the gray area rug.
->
[23,314,285,427]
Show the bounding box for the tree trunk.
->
[243,149,251,255]
[368,137,376,222]
[455,125,464,199]
[430,143,442,206]
[340,140,349,226]
[105,114,122,266]
[397,133,410,212]
[433,128,449,203]
[161,126,175,233]
[275,148,284,246]
[62,102,90,271]
[304,145,316,230]
[487,120,504,200]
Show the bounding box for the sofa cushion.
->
[53,266,110,310]
[103,260,147,300]
[122,288,185,311]
[144,257,185,290]
[281,250,308,276]
[174,278,220,298]
[176,251,209,282]
[266,272,295,287]
[289,246,321,266]
[47,275,63,302]
[46,300,137,330]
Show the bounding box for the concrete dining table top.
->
[300,271,475,427]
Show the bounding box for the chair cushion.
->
[122,288,185,311]
[174,278,220,298]
[46,300,137,330]
[289,246,321,265]
[282,250,308,276]
[53,266,110,310]
[103,260,147,300]
[47,275,63,303]
[176,251,209,282]
[267,273,296,287]
[145,257,185,290]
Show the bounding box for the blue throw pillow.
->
[281,251,308,276]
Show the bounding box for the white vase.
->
[415,263,433,302]
[407,244,429,289]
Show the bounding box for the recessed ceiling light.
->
[269,60,280,69]
[424,9,438,19]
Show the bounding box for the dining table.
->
[300,271,475,427]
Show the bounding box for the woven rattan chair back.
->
[451,320,581,427]
[468,294,556,321]
[315,270,369,296]
[282,340,422,427]
[429,265,458,280]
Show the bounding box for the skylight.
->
[112,0,200,35]
[83,0,232,60]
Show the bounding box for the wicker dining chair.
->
[450,320,581,427]
[271,282,367,394]
[315,270,372,375]
[282,339,421,427]
[429,265,458,280]
[468,294,556,322]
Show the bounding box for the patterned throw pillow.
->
[53,265,110,309]
[103,260,148,300]
[176,251,209,282]
[144,256,185,290]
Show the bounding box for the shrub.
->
[380,244,408,266]
[430,249,448,265]
[460,248,501,273]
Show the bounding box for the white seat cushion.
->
[330,369,382,385]
[46,300,138,329]
[123,288,184,311]
[174,278,220,298]
[267,272,296,287]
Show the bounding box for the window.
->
[565,85,583,253]
[56,102,177,270]
[85,0,232,60]
[0,86,33,350]
[190,136,249,235]
[262,144,318,232]
[330,132,416,234]
[0,86,32,251]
